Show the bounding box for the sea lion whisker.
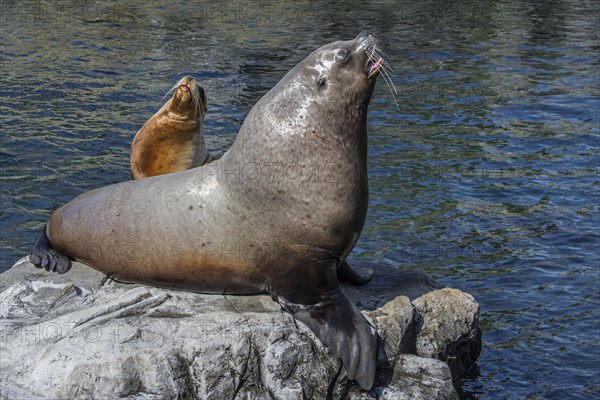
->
[366,46,385,74]
[369,39,380,52]
[365,42,398,107]
[376,55,394,72]
[371,48,394,72]
[382,76,400,110]
[379,67,398,96]
[374,57,395,74]
[376,66,400,110]
[368,43,377,62]
[373,56,392,79]
[193,95,199,116]
[362,37,374,55]
[373,49,390,65]
[158,81,180,108]
[368,40,389,61]
[367,45,394,76]
[374,46,387,57]
[167,81,180,98]
[377,48,388,60]
[378,64,397,93]
[372,41,389,57]
[192,83,201,116]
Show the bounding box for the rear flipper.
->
[29,225,72,274]
[337,260,373,285]
[278,289,377,390]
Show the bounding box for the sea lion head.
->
[283,31,383,113]
[235,32,385,148]
[169,76,207,118]
[304,31,384,112]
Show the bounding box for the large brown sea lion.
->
[30,32,386,389]
[130,76,212,179]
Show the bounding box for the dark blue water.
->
[1,1,598,398]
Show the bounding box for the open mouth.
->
[366,57,383,79]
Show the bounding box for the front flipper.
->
[267,249,377,389]
[337,260,373,285]
[278,289,376,390]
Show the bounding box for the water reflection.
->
[1,0,599,398]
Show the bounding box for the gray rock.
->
[0,257,481,399]
[345,355,458,400]
[413,288,482,381]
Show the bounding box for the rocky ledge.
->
[0,257,481,399]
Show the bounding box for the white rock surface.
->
[0,257,481,399]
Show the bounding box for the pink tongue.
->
[369,57,383,74]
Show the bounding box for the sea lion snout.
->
[355,32,383,79]
[178,76,194,84]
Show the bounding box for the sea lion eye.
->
[318,77,327,90]
[336,48,351,63]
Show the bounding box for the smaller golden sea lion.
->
[130,76,211,179]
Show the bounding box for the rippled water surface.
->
[1,0,598,398]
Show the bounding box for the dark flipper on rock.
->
[29,225,72,274]
[337,260,373,285]
[278,288,377,389]
[270,257,377,390]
